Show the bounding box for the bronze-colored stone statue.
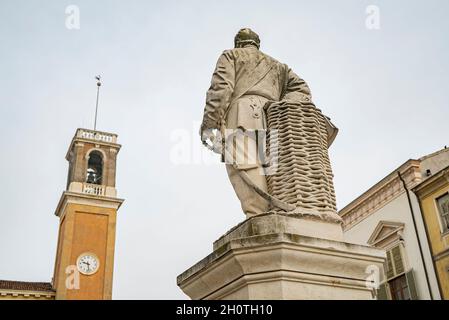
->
[200,28,340,222]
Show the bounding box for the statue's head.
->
[234,28,260,49]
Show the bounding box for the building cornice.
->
[412,165,449,199]
[339,160,422,231]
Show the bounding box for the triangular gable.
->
[367,220,405,246]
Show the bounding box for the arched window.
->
[86,151,103,185]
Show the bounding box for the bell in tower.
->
[86,151,103,185]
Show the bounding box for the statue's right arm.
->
[201,50,235,130]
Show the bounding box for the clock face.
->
[76,253,100,275]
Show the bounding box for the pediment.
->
[367,220,404,247]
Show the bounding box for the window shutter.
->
[386,250,395,279]
[376,283,389,300]
[386,244,405,279]
[405,270,418,300]
[392,245,404,275]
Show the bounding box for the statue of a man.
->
[200,28,337,219]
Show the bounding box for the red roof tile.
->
[0,280,54,293]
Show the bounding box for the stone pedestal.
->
[177,213,386,300]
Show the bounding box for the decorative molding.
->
[433,247,449,261]
[340,160,422,231]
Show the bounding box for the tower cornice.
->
[54,190,124,219]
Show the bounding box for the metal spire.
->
[94,75,101,131]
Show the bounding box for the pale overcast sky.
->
[0,0,448,299]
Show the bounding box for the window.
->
[86,151,103,185]
[437,193,449,234]
[377,243,419,300]
[376,241,420,300]
[377,270,418,300]
[389,274,410,300]
[385,245,407,299]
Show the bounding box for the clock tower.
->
[52,128,124,300]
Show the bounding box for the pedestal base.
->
[177,213,386,300]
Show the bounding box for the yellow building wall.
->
[420,186,449,299]
[435,257,449,299]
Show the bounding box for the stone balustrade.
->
[82,183,105,196]
[76,128,117,143]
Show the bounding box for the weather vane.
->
[94,75,101,131]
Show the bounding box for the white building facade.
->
[339,148,449,300]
